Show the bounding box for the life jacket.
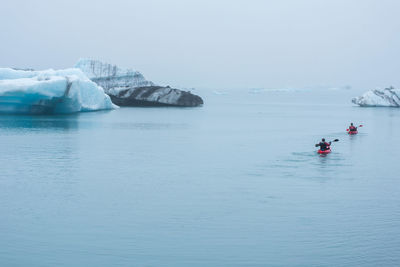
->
[319,142,330,151]
[349,126,357,131]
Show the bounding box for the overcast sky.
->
[1,0,399,89]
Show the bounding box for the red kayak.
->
[318,148,331,154]
[348,130,358,135]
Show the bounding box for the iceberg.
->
[75,58,154,90]
[0,68,116,114]
[75,59,204,107]
[352,86,400,107]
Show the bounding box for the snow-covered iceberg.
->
[0,68,116,114]
[352,87,400,107]
[75,59,203,107]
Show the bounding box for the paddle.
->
[347,125,363,131]
[315,139,339,147]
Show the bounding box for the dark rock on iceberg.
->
[109,86,203,107]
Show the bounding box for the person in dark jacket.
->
[315,138,331,151]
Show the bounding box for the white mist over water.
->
[0,88,399,266]
[2,0,400,89]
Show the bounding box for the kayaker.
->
[315,138,331,151]
[349,123,357,132]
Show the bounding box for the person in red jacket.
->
[349,123,357,132]
[315,138,331,151]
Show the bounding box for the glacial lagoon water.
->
[1,88,400,266]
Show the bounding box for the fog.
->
[1,0,399,89]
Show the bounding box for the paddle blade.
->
[333,139,339,142]
[359,125,363,127]
[346,129,349,131]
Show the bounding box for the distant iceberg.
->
[0,68,116,114]
[352,86,400,107]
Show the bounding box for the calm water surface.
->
[1,89,399,266]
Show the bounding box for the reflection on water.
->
[109,122,188,130]
[253,150,352,181]
[0,114,80,132]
